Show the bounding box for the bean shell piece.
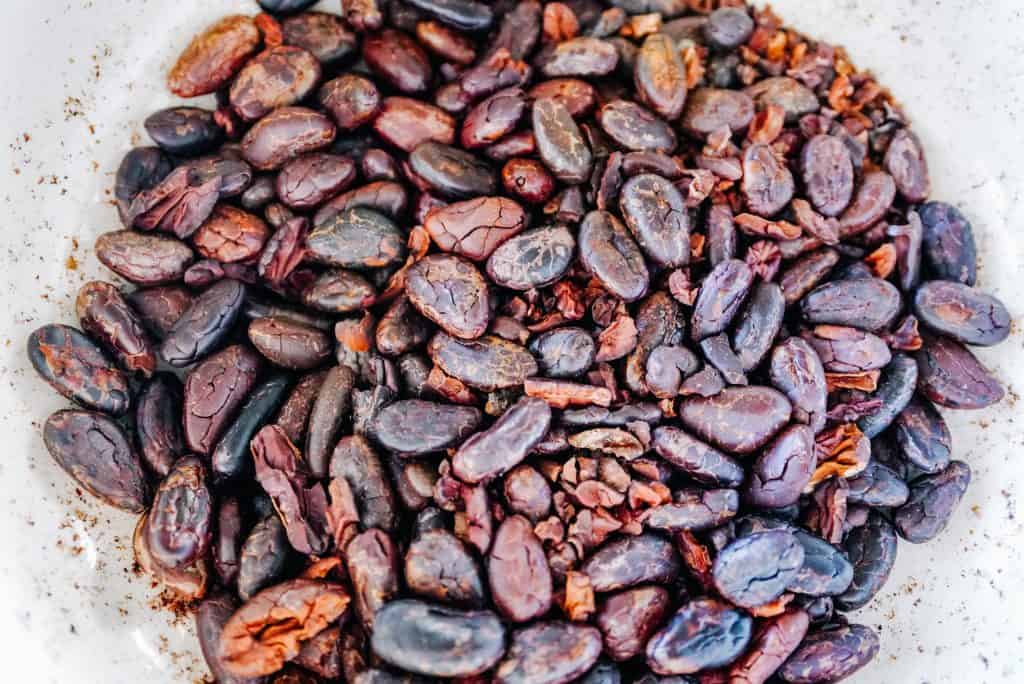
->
[42,409,149,512]
[28,324,131,416]
[115,147,173,226]
[406,254,491,339]
[778,624,880,684]
[371,600,506,677]
[487,223,576,291]
[913,281,1010,346]
[128,156,253,236]
[645,598,753,675]
[712,530,805,609]
[803,325,891,374]
[679,386,792,455]
[496,622,603,684]
[836,513,898,611]
[219,579,351,678]
[894,460,971,543]
[453,397,551,483]
[581,534,681,593]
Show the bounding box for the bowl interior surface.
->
[0,1,1022,682]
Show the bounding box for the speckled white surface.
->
[0,1,1022,682]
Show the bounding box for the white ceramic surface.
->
[1,1,1022,682]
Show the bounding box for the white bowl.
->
[0,1,1021,682]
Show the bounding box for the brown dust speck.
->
[64,96,85,119]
